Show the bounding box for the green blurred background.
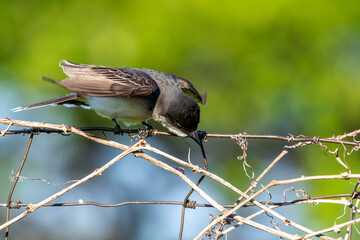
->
[1,0,360,239]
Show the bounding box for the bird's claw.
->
[114,124,123,135]
[112,118,123,135]
[141,121,154,138]
[145,128,155,138]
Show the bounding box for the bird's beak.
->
[188,131,207,166]
[188,131,202,146]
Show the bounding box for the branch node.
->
[94,168,102,176]
[184,200,196,209]
[340,172,350,179]
[9,201,22,209]
[138,139,148,147]
[355,192,360,199]
[312,136,320,144]
[26,203,35,212]
[0,122,13,138]
[192,166,202,173]
[287,133,295,142]
[333,225,341,233]
[282,219,291,225]
[61,124,72,134]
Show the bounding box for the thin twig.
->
[345,179,360,240]
[237,149,289,204]
[195,173,360,240]
[301,217,360,239]
[137,142,299,239]
[0,141,142,231]
[148,143,327,238]
[5,133,34,240]
[2,119,360,239]
[0,122,13,138]
[2,119,360,147]
[3,201,236,209]
[219,197,360,239]
[1,193,356,209]
[138,144,339,239]
[179,136,208,240]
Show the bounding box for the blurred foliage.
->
[1,0,360,134]
[1,0,360,238]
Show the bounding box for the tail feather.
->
[12,93,80,112]
[42,76,60,85]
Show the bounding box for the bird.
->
[12,60,206,143]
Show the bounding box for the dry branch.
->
[0,141,141,231]
[1,118,360,239]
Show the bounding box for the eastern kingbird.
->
[12,60,206,142]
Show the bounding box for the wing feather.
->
[58,60,158,97]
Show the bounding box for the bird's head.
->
[163,96,200,138]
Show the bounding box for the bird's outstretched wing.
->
[58,60,159,97]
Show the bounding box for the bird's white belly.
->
[88,97,153,126]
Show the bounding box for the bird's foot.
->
[114,125,123,135]
[141,121,155,138]
[112,119,123,135]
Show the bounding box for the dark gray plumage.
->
[12,60,205,139]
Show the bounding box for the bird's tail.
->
[41,76,60,85]
[11,92,80,112]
